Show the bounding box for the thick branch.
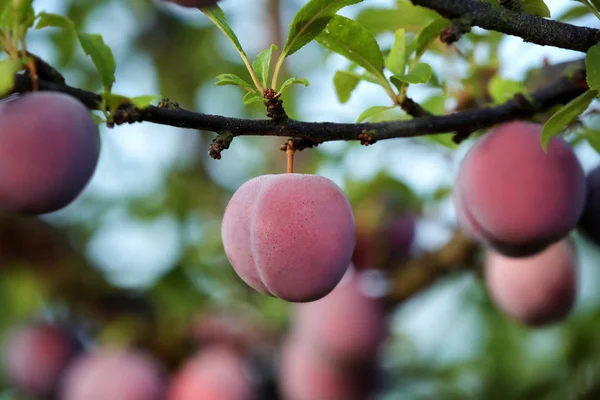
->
[12,65,586,149]
[411,0,600,53]
[385,232,480,307]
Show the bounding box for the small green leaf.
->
[243,91,265,105]
[356,105,394,123]
[0,58,22,97]
[355,1,439,36]
[91,114,106,125]
[334,71,360,103]
[583,129,600,154]
[521,0,551,17]
[77,32,116,91]
[390,62,432,86]
[278,77,309,95]
[11,0,35,28]
[35,12,75,30]
[316,15,385,81]
[215,74,255,92]
[422,93,449,114]
[282,0,362,57]
[586,43,600,92]
[405,36,418,63]
[541,89,597,151]
[488,75,526,104]
[386,29,406,75]
[252,45,277,89]
[202,6,246,56]
[590,0,600,12]
[415,18,451,56]
[556,5,590,21]
[102,93,129,112]
[129,95,160,110]
[422,134,457,149]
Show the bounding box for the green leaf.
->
[129,95,160,110]
[35,13,116,92]
[283,0,362,57]
[35,12,75,30]
[583,129,600,154]
[556,5,590,21]
[315,15,384,80]
[91,114,106,125]
[521,0,551,17]
[591,0,600,12]
[488,75,526,104]
[77,33,117,91]
[278,77,309,95]
[587,43,600,92]
[0,58,22,98]
[11,0,35,28]
[356,105,394,123]
[355,1,439,36]
[386,29,406,75]
[243,91,265,105]
[334,71,360,103]
[541,89,597,151]
[422,93,449,114]
[102,93,130,112]
[201,6,247,57]
[422,134,457,149]
[252,45,277,89]
[415,17,451,56]
[390,62,432,86]
[215,74,255,92]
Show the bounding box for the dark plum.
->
[3,323,81,397]
[0,92,99,214]
[454,121,585,257]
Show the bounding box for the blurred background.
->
[3,0,600,399]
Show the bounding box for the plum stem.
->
[286,139,295,173]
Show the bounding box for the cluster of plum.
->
[219,173,415,399]
[2,317,267,399]
[0,92,99,215]
[4,298,392,400]
[280,273,388,400]
[454,121,600,326]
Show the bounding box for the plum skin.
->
[578,165,600,246]
[59,350,166,400]
[3,324,81,396]
[454,121,586,257]
[221,174,356,303]
[167,346,255,400]
[485,240,578,326]
[291,276,387,366]
[279,338,376,400]
[0,92,100,214]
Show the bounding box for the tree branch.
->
[410,0,600,53]
[11,63,586,157]
[385,232,480,307]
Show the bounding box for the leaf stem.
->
[271,51,287,91]
[240,52,265,93]
[202,11,265,93]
